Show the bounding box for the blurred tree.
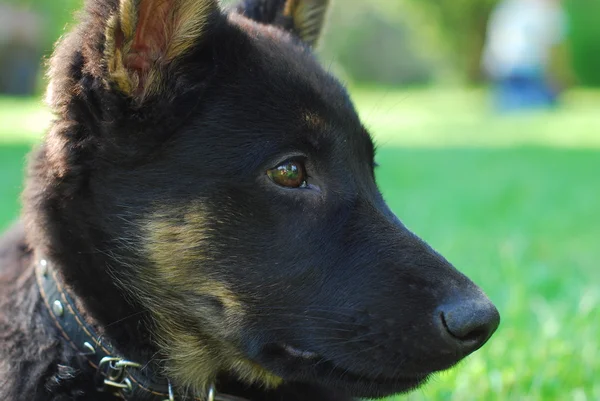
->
[224,0,437,85]
[404,0,499,83]
[319,1,435,86]
[565,0,600,87]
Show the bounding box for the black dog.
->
[0,0,499,400]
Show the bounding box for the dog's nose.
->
[437,296,500,354]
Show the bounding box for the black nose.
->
[437,296,500,354]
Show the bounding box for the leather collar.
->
[35,257,249,401]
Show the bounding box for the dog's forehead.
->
[225,13,374,152]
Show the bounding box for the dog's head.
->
[32,0,499,398]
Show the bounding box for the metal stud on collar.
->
[161,382,215,401]
[207,385,215,401]
[39,259,48,276]
[164,382,175,401]
[82,341,96,355]
[52,300,64,316]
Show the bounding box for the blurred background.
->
[0,0,598,400]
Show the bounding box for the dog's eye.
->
[267,160,307,188]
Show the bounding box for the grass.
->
[1,88,598,400]
[0,97,51,144]
[377,147,599,401]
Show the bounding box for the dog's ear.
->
[104,0,219,99]
[236,0,330,47]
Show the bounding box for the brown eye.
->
[267,160,307,188]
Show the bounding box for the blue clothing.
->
[494,74,558,112]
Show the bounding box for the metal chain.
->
[96,357,142,395]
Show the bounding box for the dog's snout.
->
[436,295,500,354]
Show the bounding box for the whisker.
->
[103,310,147,329]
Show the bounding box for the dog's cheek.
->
[141,204,238,316]
[133,204,282,391]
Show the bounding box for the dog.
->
[0,0,500,400]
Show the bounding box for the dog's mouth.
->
[280,344,320,360]
[258,343,430,398]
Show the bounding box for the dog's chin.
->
[254,344,431,399]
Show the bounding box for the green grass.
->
[0,144,30,228]
[1,88,598,400]
[0,97,51,144]
[377,147,599,400]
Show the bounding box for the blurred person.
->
[0,4,43,95]
[482,0,570,112]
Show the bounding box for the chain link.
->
[96,357,141,395]
[96,356,217,401]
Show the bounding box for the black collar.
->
[35,258,249,401]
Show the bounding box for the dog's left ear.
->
[236,0,330,47]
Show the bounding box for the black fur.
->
[0,1,499,400]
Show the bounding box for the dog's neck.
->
[22,147,163,367]
[32,254,250,400]
[28,252,354,401]
[34,256,192,400]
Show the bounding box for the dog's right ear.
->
[103,0,219,100]
[236,0,330,47]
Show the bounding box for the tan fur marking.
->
[283,0,299,17]
[303,111,326,129]
[162,329,282,395]
[119,0,138,38]
[283,0,330,46]
[105,15,132,94]
[135,205,281,392]
[167,0,215,60]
